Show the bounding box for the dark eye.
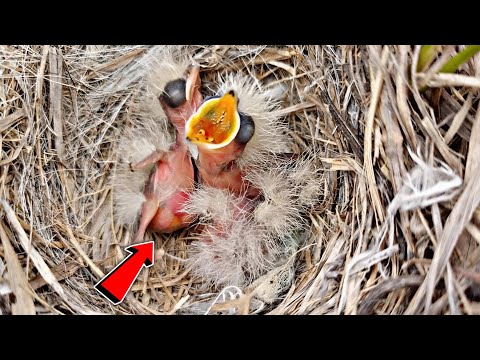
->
[236,113,255,145]
[160,78,186,108]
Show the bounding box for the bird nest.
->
[1,45,480,315]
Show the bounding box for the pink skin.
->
[131,67,203,244]
[163,67,203,143]
[132,146,195,244]
[189,71,259,198]
[196,141,259,198]
[131,66,259,244]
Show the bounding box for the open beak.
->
[185,90,241,150]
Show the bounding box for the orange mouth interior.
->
[185,90,240,148]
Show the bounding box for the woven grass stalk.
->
[0,45,479,315]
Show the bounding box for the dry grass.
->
[1,45,480,315]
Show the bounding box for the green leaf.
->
[417,45,441,72]
[440,45,480,74]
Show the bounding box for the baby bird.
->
[113,57,203,244]
[184,154,321,288]
[184,72,290,198]
[185,89,258,197]
[129,67,202,243]
[112,49,322,297]
[181,73,323,288]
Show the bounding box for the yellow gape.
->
[185,90,240,150]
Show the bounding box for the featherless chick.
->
[113,57,202,243]
[112,49,322,294]
[182,74,322,288]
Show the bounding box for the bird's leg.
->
[130,150,166,171]
[132,196,161,244]
[132,162,164,244]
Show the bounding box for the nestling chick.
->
[182,74,322,289]
[184,154,321,288]
[112,52,322,299]
[113,58,203,243]
[185,77,258,197]
[183,187,278,286]
[184,72,291,198]
[129,67,203,243]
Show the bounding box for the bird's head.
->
[185,90,240,150]
[185,90,254,150]
[159,65,203,135]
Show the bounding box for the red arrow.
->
[94,241,154,305]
